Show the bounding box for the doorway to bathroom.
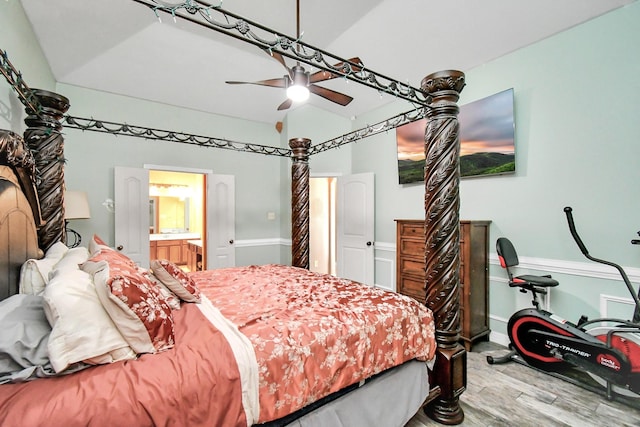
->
[310,177,337,276]
[114,166,235,271]
[149,170,205,272]
[309,173,375,284]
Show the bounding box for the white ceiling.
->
[20,0,635,125]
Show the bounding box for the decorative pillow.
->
[87,257,175,354]
[150,259,201,303]
[144,269,181,311]
[19,241,69,295]
[83,244,137,272]
[43,265,136,373]
[88,234,110,256]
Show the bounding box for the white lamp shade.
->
[64,191,91,220]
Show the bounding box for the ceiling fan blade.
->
[309,57,364,84]
[225,77,288,88]
[309,85,353,106]
[260,48,293,79]
[277,98,293,111]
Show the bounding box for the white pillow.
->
[43,262,136,373]
[50,246,90,274]
[19,242,69,295]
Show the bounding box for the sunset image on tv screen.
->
[396,88,515,184]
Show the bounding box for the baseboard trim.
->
[489,331,510,347]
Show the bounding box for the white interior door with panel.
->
[114,166,150,267]
[207,173,235,269]
[336,172,374,285]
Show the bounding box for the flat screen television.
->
[396,88,515,184]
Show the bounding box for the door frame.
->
[145,164,212,269]
[309,173,341,275]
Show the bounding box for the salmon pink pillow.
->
[83,250,175,354]
[150,259,201,303]
[143,268,181,311]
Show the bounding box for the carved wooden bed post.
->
[22,89,70,253]
[420,70,466,424]
[290,137,311,269]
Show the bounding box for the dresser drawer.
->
[399,238,425,257]
[398,221,423,237]
[399,257,426,278]
[398,275,426,303]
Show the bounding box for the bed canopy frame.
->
[1,1,467,423]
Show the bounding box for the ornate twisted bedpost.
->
[23,89,70,253]
[290,137,311,269]
[421,70,466,424]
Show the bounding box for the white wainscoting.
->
[489,253,640,284]
[236,238,290,248]
[371,244,640,347]
[373,242,396,291]
[599,294,635,318]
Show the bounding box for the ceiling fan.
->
[225,0,362,111]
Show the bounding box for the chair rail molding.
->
[488,254,640,284]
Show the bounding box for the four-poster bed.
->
[0,2,468,424]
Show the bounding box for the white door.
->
[336,173,374,285]
[207,173,235,269]
[114,167,150,267]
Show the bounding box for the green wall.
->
[0,0,55,131]
[342,3,640,340]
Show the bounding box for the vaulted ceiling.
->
[20,0,635,126]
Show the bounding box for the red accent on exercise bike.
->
[595,334,640,372]
[511,315,572,364]
[498,255,507,268]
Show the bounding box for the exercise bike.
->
[488,207,640,402]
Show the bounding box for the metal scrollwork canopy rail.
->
[0,49,42,116]
[63,116,292,157]
[133,0,431,107]
[309,108,427,155]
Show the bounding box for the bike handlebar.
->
[564,206,640,322]
[564,207,589,255]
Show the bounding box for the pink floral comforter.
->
[192,264,436,424]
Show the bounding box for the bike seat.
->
[510,275,559,288]
[497,237,560,289]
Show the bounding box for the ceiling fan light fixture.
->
[286,84,310,102]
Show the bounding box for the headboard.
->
[0,130,42,300]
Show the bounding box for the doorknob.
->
[366,241,373,246]
[117,245,123,251]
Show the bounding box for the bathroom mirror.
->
[149,196,191,234]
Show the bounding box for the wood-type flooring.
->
[406,342,640,427]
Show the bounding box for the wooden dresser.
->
[395,219,491,350]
